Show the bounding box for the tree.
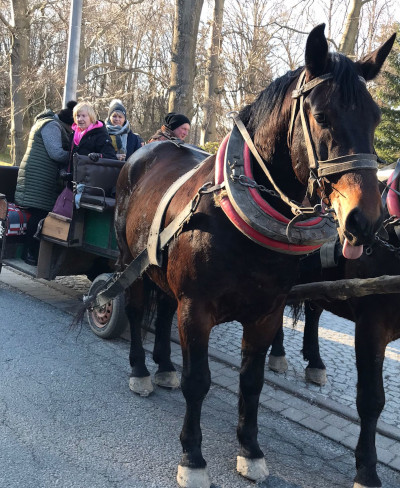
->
[374,24,400,164]
[200,0,224,145]
[339,0,373,57]
[1,0,31,165]
[168,0,204,118]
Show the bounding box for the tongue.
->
[342,238,363,260]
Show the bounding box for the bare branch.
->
[0,11,14,33]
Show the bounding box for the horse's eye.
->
[313,113,328,126]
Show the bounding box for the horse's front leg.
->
[152,291,180,388]
[126,280,154,397]
[237,300,285,482]
[353,306,388,488]
[303,301,326,386]
[176,298,213,488]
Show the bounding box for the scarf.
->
[72,120,103,146]
[105,119,131,153]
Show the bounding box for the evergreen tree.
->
[374,24,400,165]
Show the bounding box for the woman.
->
[71,101,117,161]
[105,99,143,160]
[148,112,191,143]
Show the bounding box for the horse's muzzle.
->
[344,206,383,246]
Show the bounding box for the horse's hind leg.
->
[237,303,285,482]
[268,323,288,373]
[153,292,180,389]
[303,301,326,386]
[126,279,153,397]
[176,298,212,488]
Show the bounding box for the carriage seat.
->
[73,154,125,211]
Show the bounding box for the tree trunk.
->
[168,0,204,119]
[9,0,31,166]
[339,0,372,57]
[200,0,224,145]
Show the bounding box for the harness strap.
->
[228,112,304,215]
[85,180,225,309]
[317,154,378,177]
[148,157,210,266]
[381,159,400,208]
[86,182,225,309]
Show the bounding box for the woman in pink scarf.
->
[71,101,117,161]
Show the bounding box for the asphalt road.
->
[1,281,400,488]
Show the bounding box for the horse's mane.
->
[239,52,364,140]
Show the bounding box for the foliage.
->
[374,23,400,164]
[199,141,219,154]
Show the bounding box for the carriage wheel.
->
[86,273,128,339]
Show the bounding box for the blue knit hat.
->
[108,99,127,119]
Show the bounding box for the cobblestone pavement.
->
[2,266,400,473]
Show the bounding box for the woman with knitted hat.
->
[149,112,191,143]
[105,99,143,160]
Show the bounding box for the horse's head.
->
[289,24,396,259]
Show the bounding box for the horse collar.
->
[215,128,338,255]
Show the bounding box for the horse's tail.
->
[288,300,305,328]
[140,275,159,335]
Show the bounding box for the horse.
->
[112,25,395,488]
[269,212,400,488]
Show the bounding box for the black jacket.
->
[71,123,117,159]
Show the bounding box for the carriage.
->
[0,24,397,488]
[0,154,128,338]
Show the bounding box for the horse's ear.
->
[355,33,396,81]
[305,24,329,77]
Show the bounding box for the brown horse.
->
[113,25,394,488]
[270,214,400,488]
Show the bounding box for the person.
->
[148,112,191,143]
[70,101,117,161]
[14,100,77,265]
[105,99,143,160]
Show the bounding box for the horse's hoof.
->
[236,456,269,481]
[268,355,288,373]
[177,465,210,488]
[353,484,380,488]
[129,375,153,397]
[154,371,180,389]
[305,367,327,386]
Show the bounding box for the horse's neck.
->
[251,140,306,218]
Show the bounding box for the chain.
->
[231,174,280,198]
[368,216,400,256]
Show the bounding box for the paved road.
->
[1,265,400,487]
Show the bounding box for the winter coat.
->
[148,125,177,143]
[105,119,143,158]
[70,122,117,159]
[14,110,70,211]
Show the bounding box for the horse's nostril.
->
[345,207,381,244]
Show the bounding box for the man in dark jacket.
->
[14,101,77,265]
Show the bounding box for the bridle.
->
[288,69,378,203]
